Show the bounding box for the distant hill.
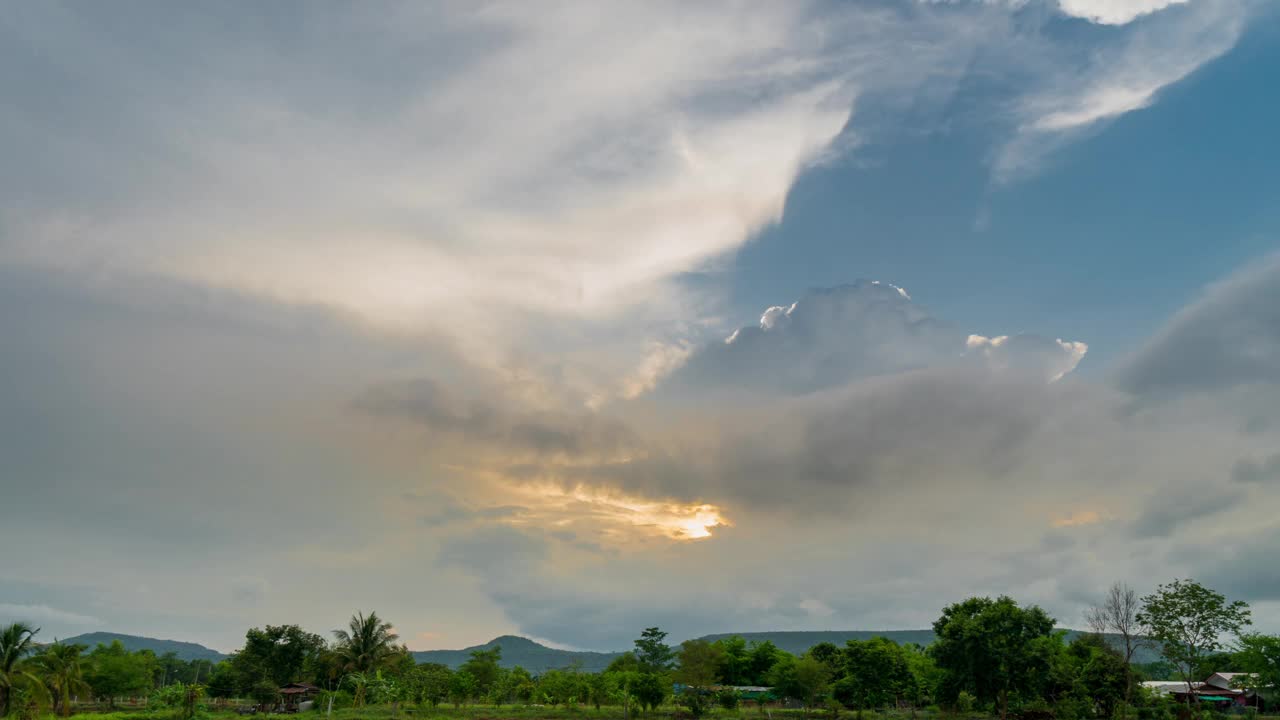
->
[697,630,938,656]
[60,632,228,662]
[56,627,1159,671]
[413,635,623,673]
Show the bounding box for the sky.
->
[3,0,1280,653]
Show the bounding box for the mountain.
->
[60,632,228,662]
[412,635,623,673]
[56,627,1160,671]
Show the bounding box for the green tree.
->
[586,672,610,710]
[677,639,724,689]
[633,672,668,713]
[1046,634,1128,719]
[1137,579,1251,704]
[635,628,675,673]
[607,652,641,674]
[930,596,1056,720]
[459,647,502,697]
[1233,634,1280,702]
[714,636,750,686]
[448,670,476,707]
[0,623,47,717]
[676,639,724,719]
[606,670,642,718]
[343,672,372,708]
[33,642,91,717]
[84,640,153,706]
[230,624,327,692]
[333,611,401,674]
[834,637,916,714]
[410,663,453,708]
[747,641,783,687]
[903,644,941,709]
[807,643,843,681]
[769,654,830,715]
[204,662,239,699]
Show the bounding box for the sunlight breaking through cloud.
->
[508,484,731,542]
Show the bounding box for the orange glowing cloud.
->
[1051,509,1106,528]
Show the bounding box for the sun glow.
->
[505,483,730,542]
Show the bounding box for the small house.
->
[278,683,320,713]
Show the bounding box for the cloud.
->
[0,603,102,629]
[1130,485,1245,538]
[354,377,638,460]
[0,1,859,359]
[995,0,1247,180]
[1,2,1276,651]
[662,282,1086,396]
[1056,0,1188,25]
[1116,254,1280,397]
[0,1,1246,371]
[1232,453,1280,484]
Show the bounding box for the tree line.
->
[2,579,1278,719]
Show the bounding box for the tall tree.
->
[84,640,154,706]
[0,623,47,717]
[835,637,916,714]
[746,641,782,687]
[768,654,829,715]
[676,639,724,689]
[459,647,502,697]
[1047,634,1128,719]
[33,642,91,717]
[1234,634,1280,703]
[713,636,749,686]
[1085,582,1143,715]
[333,611,400,674]
[231,625,328,691]
[1137,579,1251,704]
[634,628,674,673]
[930,596,1056,720]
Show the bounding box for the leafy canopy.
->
[1136,579,1251,691]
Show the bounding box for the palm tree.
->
[0,622,49,717]
[332,611,399,674]
[33,642,91,717]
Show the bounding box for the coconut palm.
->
[32,642,91,717]
[332,611,399,674]
[0,622,48,717]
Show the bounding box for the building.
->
[278,683,320,713]
[1166,672,1264,710]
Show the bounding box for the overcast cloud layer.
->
[3,0,1279,652]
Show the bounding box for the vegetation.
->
[3,579,1278,720]
[1137,579,1252,705]
[2,623,48,717]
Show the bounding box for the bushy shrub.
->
[679,689,711,718]
[148,682,208,720]
[1017,698,1056,720]
[718,689,741,710]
